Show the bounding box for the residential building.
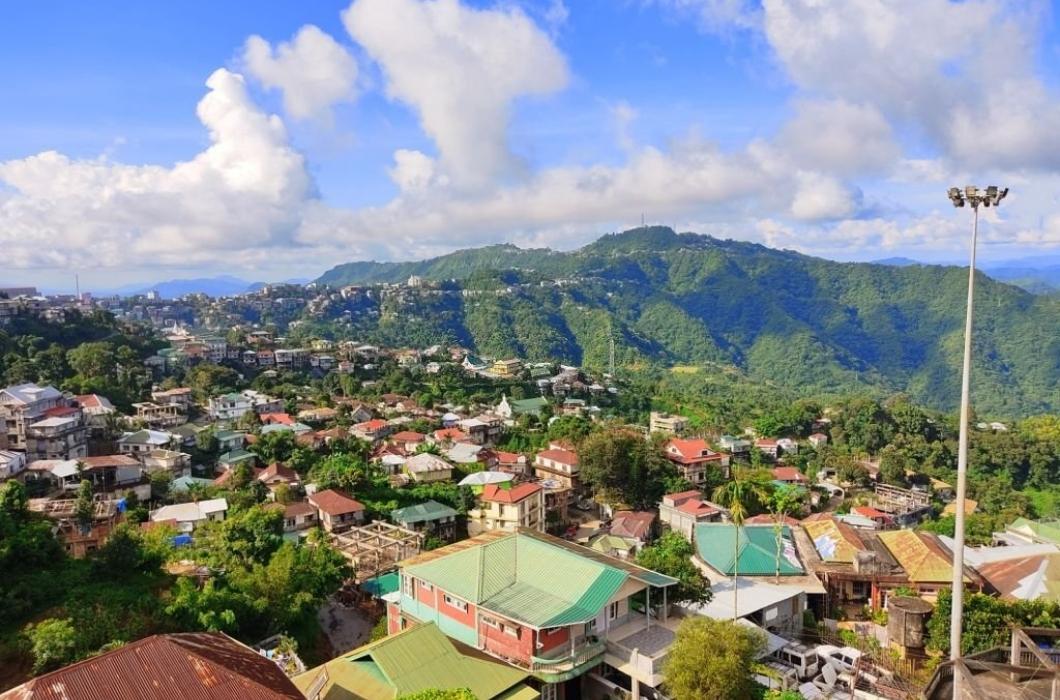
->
[118,428,173,456]
[0,449,26,480]
[995,517,1060,547]
[141,449,190,474]
[718,434,751,454]
[496,395,550,419]
[491,358,523,376]
[214,429,246,452]
[0,632,304,700]
[79,454,145,493]
[693,523,806,579]
[132,400,185,428]
[391,500,459,541]
[390,529,678,697]
[294,622,537,700]
[352,418,391,442]
[874,529,981,601]
[389,430,426,452]
[218,448,257,470]
[682,578,809,637]
[808,432,829,448]
[649,411,688,435]
[150,498,228,532]
[663,438,730,485]
[457,414,505,445]
[309,488,366,533]
[467,482,546,535]
[0,382,66,452]
[533,442,580,491]
[754,438,779,460]
[281,501,318,532]
[25,407,88,462]
[256,462,302,492]
[150,386,193,409]
[772,466,810,486]
[74,393,115,434]
[404,452,454,483]
[609,511,655,550]
[658,490,723,540]
[208,392,253,420]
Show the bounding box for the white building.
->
[150,498,228,533]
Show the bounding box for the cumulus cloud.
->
[342,0,569,189]
[762,0,1060,170]
[0,69,316,268]
[242,25,358,120]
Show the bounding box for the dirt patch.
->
[317,598,376,656]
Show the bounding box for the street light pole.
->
[945,185,1007,700]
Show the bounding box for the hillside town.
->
[2,297,1059,700]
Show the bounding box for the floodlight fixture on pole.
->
[946,185,1007,700]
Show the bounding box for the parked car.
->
[815,644,862,674]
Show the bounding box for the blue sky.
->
[2,0,1060,290]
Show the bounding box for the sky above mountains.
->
[3,0,1060,289]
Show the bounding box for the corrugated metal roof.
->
[0,633,302,700]
[293,623,533,700]
[877,530,963,583]
[390,500,458,523]
[402,530,666,628]
[803,517,864,564]
[694,523,804,576]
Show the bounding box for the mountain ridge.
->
[315,227,1060,416]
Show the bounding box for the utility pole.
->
[608,335,615,377]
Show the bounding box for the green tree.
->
[712,470,771,620]
[74,479,94,531]
[578,429,676,509]
[26,618,78,673]
[663,617,764,700]
[635,532,710,605]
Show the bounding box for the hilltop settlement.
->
[1,283,1060,700]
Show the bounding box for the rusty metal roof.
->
[0,633,303,700]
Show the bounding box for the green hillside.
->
[315,227,1060,416]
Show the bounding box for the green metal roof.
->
[694,523,804,576]
[391,500,458,524]
[1008,518,1060,546]
[294,622,534,700]
[403,532,634,628]
[509,396,549,414]
[218,448,256,464]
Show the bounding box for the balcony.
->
[604,614,685,688]
[529,638,607,683]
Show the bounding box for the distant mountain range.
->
[92,276,310,299]
[873,255,1060,294]
[316,226,1060,416]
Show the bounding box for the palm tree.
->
[713,470,771,621]
[768,487,802,581]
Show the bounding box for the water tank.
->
[887,596,933,649]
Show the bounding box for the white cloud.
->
[0,69,316,269]
[342,0,569,189]
[242,25,358,121]
[762,0,1060,170]
[789,172,860,221]
[778,99,899,175]
[611,101,638,151]
[649,0,760,33]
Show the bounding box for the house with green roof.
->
[390,529,678,692]
[217,448,257,470]
[693,523,805,578]
[391,500,459,541]
[998,517,1060,547]
[293,622,538,700]
[496,395,550,419]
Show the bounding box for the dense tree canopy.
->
[663,617,764,700]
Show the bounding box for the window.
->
[541,684,558,700]
[444,594,468,612]
[483,617,500,629]
[503,624,519,638]
[420,581,433,592]
[586,619,597,632]
[402,576,414,597]
[608,602,619,621]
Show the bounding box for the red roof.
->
[80,455,141,470]
[284,501,317,518]
[355,419,388,432]
[755,438,778,447]
[611,511,655,540]
[744,513,801,526]
[0,632,303,700]
[433,427,469,442]
[665,438,725,464]
[481,482,543,503]
[260,412,293,425]
[494,451,525,465]
[74,394,109,409]
[852,505,893,521]
[772,467,808,483]
[536,447,579,467]
[256,463,301,484]
[676,498,719,517]
[309,489,365,516]
[390,430,425,442]
[43,405,80,418]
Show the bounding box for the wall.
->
[479,616,534,664]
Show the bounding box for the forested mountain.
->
[316,227,1060,416]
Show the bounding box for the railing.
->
[530,639,607,674]
[606,640,666,677]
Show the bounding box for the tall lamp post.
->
[945,185,1007,698]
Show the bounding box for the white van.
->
[773,642,821,680]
